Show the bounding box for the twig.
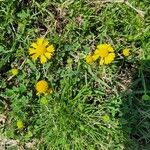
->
[19,58,27,70]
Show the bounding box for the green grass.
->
[0,0,150,149]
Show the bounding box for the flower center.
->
[37,45,46,55]
[99,49,109,58]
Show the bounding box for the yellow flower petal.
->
[31,43,37,48]
[29,48,36,55]
[95,46,109,58]
[108,53,115,59]
[31,53,39,60]
[94,49,100,55]
[99,58,104,65]
[37,38,44,45]
[97,44,108,50]
[104,53,115,64]
[45,52,52,59]
[47,45,55,53]
[44,40,49,46]
[40,55,47,64]
[108,45,114,52]
[85,54,93,64]
[92,54,99,61]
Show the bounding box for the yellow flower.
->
[85,54,94,64]
[29,37,55,64]
[92,44,115,65]
[17,120,24,129]
[123,48,130,57]
[11,68,19,76]
[36,80,49,94]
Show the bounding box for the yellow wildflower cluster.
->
[9,36,132,131]
[85,54,93,64]
[86,44,115,65]
[86,44,130,65]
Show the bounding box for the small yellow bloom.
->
[17,120,24,129]
[29,37,55,64]
[123,48,130,57]
[92,44,115,65]
[85,54,94,64]
[36,80,49,94]
[11,68,19,76]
